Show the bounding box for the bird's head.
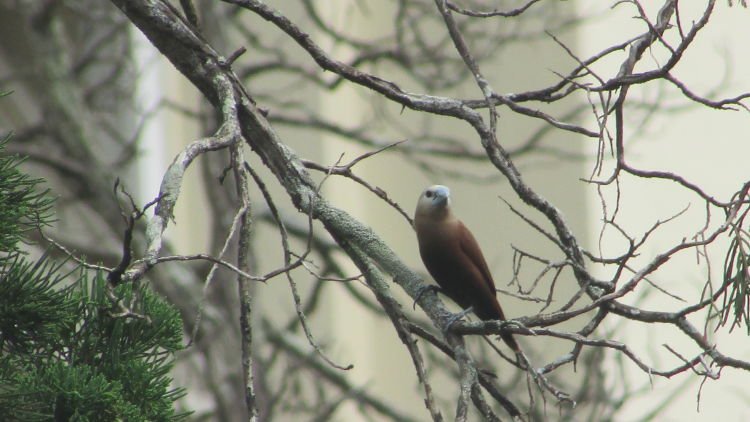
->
[415,185,452,219]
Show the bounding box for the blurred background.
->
[1,0,748,420]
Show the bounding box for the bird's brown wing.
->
[457,221,519,351]
[456,221,498,299]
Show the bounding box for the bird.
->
[414,185,519,352]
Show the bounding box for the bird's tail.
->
[500,331,520,354]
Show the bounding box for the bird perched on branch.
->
[415,185,519,352]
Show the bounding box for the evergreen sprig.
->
[720,227,750,334]
[0,126,188,420]
[0,132,54,255]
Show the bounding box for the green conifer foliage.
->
[0,130,188,421]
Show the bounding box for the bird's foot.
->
[443,306,474,332]
[412,284,442,310]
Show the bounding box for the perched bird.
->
[415,185,519,352]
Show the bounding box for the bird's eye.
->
[425,191,433,198]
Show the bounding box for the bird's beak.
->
[433,186,450,206]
